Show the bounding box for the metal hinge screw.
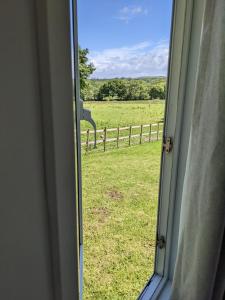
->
[156,235,166,249]
[163,137,173,153]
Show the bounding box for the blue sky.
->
[77,0,172,78]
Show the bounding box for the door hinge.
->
[163,136,173,153]
[156,235,166,249]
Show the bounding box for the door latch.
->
[80,99,97,148]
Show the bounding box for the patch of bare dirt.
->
[91,207,109,223]
[106,189,124,201]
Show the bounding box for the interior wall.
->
[0,2,53,299]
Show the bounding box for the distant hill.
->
[90,76,166,83]
[134,76,166,84]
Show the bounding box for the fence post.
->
[103,127,107,152]
[129,125,132,146]
[86,129,90,152]
[140,124,143,144]
[157,122,160,141]
[82,122,164,153]
[149,124,152,142]
[117,127,119,148]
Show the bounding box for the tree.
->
[126,80,149,100]
[97,80,128,100]
[149,85,165,100]
[79,47,95,100]
[85,77,167,101]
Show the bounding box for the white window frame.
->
[36,0,207,299]
[35,0,81,299]
[139,0,206,299]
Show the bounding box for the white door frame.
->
[36,0,81,299]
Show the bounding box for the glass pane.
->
[77,1,173,298]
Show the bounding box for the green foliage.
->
[79,47,95,100]
[83,77,166,101]
[149,86,165,100]
[126,80,149,100]
[97,79,128,100]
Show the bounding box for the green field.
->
[81,100,165,130]
[81,101,165,299]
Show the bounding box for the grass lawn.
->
[82,100,165,130]
[82,142,162,299]
[81,100,165,299]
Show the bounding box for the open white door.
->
[70,0,84,297]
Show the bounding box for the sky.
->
[77,0,173,79]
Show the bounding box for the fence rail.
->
[81,121,164,152]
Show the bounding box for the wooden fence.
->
[81,121,164,152]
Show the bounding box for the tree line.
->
[79,47,166,101]
[83,79,166,101]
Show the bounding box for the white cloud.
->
[89,41,169,79]
[117,5,148,23]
